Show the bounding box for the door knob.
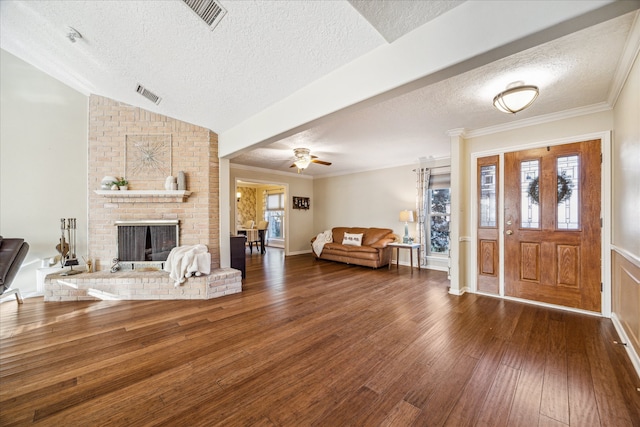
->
[506,230,513,235]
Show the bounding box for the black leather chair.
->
[0,237,29,304]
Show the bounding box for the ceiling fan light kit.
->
[493,81,539,114]
[293,148,312,171]
[290,148,332,172]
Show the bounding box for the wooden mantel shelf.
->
[94,190,192,202]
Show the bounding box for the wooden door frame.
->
[469,131,612,317]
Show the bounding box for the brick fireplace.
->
[44,95,241,301]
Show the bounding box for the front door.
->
[504,140,601,312]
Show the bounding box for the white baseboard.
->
[287,249,312,256]
[392,260,448,272]
[449,287,467,296]
[611,312,640,380]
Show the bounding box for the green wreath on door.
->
[527,171,573,205]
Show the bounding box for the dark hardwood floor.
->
[1,249,639,426]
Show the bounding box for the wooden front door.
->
[504,140,601,312]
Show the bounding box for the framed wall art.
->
[125,134,172,181]
[292,196,310,210]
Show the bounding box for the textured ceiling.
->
[231,10,639,176]
[1,1,639,178]
[0,0,384,133]
[349,0,466,42]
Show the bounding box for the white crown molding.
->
[230,163,314,180]
[466,102,613,139]
[446,128,466,138]
[312,155,452,179]
[607,11,640,107]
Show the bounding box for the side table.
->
[388,242,421,274]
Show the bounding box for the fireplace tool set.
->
[56,218,81,276]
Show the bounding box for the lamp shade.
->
[493,82,539,114]
[399,210,415,223]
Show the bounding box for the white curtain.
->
[415,168,431,267]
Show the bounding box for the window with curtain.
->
[264,190,285,240]
[416,168,451,265]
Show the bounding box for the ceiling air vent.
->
[136,84,162,105]
[182,0,227,30]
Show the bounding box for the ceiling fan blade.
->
[311,159,332,166]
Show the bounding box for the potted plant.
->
[113,177,129,190]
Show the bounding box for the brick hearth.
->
[44,268,241,301]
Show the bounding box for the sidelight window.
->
[479,165,497,227]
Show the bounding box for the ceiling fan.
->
[290,148,331,172]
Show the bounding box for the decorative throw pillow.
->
[342,232,363,246]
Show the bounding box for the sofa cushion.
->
[321,248,381,262]
[323,243,378,253]
[342,232,363,246]
[331,227,393,246]
[362,228,394,246]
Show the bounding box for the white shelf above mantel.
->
[94,190,192,201]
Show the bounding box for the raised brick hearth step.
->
[44,268,242,301]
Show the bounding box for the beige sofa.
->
[311,227,396,268]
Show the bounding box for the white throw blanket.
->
[164,244,211,287]
[312,230,333,256]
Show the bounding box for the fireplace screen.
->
[115,220,179,262]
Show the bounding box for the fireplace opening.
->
[115,220,179,269]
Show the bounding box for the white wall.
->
[611,49,640,369]
[612,53,640,257]
[0,49,88,296]
[314,165,415,236]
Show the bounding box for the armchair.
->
[0,237,29,303]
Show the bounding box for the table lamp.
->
[399,210,415,243]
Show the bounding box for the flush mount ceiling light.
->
[66,26,82,43]
[493,81,539,114]
[293,148,312,170]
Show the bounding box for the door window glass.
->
[521,160,540,228]
[480,165,497,227]
[557,155,580,230]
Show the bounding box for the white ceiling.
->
[1,1,639,178]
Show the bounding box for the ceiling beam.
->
[219,0,636,159]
